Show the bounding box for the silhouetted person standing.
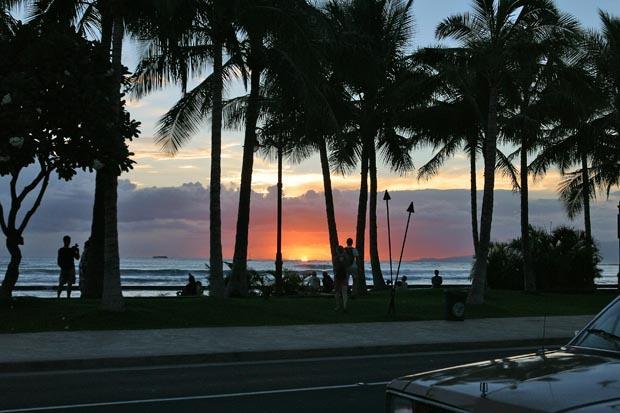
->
[344,238,359,286]
[334,246,350,312]
[432,269,443,288]
[78,239,90,297]
[57,235,79,299]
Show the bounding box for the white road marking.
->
[0,381,390,412]
[0,345,547,378]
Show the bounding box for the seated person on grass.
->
[322,271,334,293]
[308,271,321,292]
[178,274,200,296]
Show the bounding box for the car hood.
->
[389,350,620,413]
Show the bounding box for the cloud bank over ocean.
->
[7,173,618,262]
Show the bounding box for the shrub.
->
[486,226,601,291]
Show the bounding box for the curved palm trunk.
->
[100,17,124,312]
[468,140,479,256]
[353,142,368,296]
[369,141,386,289]
[580,154,594,288]
[274,143,284,292]
[319,138,339,269]
[581,154,592,243]
[469,86,498,305]
[83,13,113,299]
[228,58,261,297]
[209,40,224,297]
[521,141,535,292]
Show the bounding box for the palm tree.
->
[323,0,415,291]
[500,7,580,292]
[133,0,242,297]
[100,15,125,312]
[412,126,519,261]
[560,12,620,203]
[252,85,327,292]
[222,4,340,291]
[405,48,484,257]
[531,24,613,244]
[227,0,325,296]
[435,0,562,304]
[406,46,520,266]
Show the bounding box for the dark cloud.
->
[0,172,618,261]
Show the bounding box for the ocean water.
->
[4,257,618,297]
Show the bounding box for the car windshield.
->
[572,298,620,353]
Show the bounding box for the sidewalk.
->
[0,315,592,371]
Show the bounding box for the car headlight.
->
[389,395,413,413]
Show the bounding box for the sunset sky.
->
[4,0,620,262]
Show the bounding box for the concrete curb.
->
[0,337,568,373]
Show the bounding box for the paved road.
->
[0,347,540,413]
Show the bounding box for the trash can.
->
[444,289,467,321]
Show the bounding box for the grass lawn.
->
[1,289,617,333]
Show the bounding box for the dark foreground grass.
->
[1,289,617,333]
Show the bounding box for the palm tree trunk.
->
[83,12,113,299]
[228,53,261,297]
[83,171,105,298]
[521,141,535,292]
[581,154,592,243]
[469,86,498,305]
[319,138,339,269]
[101,171,124,311]
[353,142,368,296]
[274,143,284,293]
[100,16,124,312]
[369,141,386,289]
[208,39,224,297]
[468,140,479,256]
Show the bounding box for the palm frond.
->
[417,136,462,181]
[496,148,520,192]
[155,73,216,154]
[222,94,249,131]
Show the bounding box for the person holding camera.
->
[57,235,80,299]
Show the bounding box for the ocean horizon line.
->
[11,255,475,262]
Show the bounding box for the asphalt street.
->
[0,347,539,413]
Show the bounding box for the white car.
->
[386,295,620,412]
